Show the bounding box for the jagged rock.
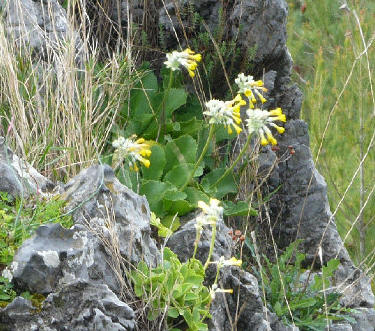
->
[0,137,55,197]
[5,164,159,296]
[209,267,297,331]
[7,222,123,295]
[62,164,160,268]
[167,215,295,330]
[166,217,232,263]
[0,0,81,62]
[0,281,135,331]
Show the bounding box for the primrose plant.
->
[111,47,287,229]
[121,48,286,329]
[131,198,241,330]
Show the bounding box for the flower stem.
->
[180,124,215,191]
[192,230,201,260]
[211,132,253,188]
[157,70,174,141]
[204,224,217,270]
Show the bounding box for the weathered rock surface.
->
[5,164,159,297]
[62,164,160,268]
[0,281,135,331]
[0,0,81,61]
[1,161,159,330]
[0,137,54,197]
[1,0,374,330]
[167,217,295,330]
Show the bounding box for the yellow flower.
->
[245,107,286,146]
[210,284,234,300]
[164,48,202,78]
[195,198,223,233]
[112,135,152,171]
[216,256,243,268]
[204,95,246,135]
[235,73,268,108]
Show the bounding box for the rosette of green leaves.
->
[130,247,211,330]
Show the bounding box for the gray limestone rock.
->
[0,137,55,197]
[6,164,160,296]
[62,164,160,268]
[167,217,232,281]
[0,281,135,331]
[7,222,122,295]
[1,0,81,62]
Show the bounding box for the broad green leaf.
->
[183,187,209,206]
[163,190,187,201]
[223,200,258,217]
[184,275,204,287]
[215,124,238,143]
[168,307,180,318]
[164,163,203,188]
[160,214,180,232]
[171,117,204,138]
[163,198,194,216]
[128,71,158,118]
[174,94,204,122]
[164,88,187,119]
[165,135,197,172]
[142,145,166,181]
[185,292,199,301]
[201,168,237,199]
[140,180,177,215]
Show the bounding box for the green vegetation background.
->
[287,0,375,266]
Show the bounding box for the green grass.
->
[287,0,375,266]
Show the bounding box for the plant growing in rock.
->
[0,192,72,266]
[248,239,356,330]
[130,199,240,330]
[0,191,72,307]
[111,48,286,232]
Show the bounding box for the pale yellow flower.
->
[235,73,268,108]
[246,107,286,146]
[164,48,202,77]
[112,135,152,171]
[204,94,246,135]
[210,284,234,300]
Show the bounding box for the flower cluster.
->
[164,48,202,78]
[195,198,223,233]
[112,135,152,171]
[246,107,286,146]
[235,73,268,108]
[234,73,287,146]
[204,94,246,135]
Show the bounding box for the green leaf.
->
[163,197,194,216]
[164,163,203,188]
[160,214,180,232]
[183,187,209,206]
[168,307,180,318]
[201,168,237,199]
[274,301,282,316]
[323,259,340,278]
[165,135,197,173]
[223,200,258,217]
[172,117,204,138]
[142,144,166,181]
[129,72,158,118]
[288,297,317,311]
[140,180,177,215]
[164,88,187,119]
